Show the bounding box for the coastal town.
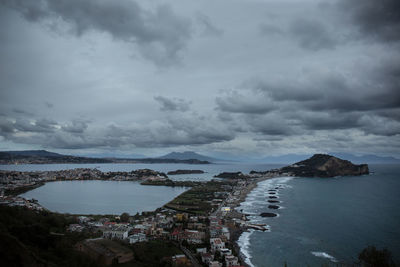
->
[0,166,284,266]
[0,154,370,266]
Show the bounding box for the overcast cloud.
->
[0,0,399,158]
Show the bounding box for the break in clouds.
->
[0,0,399,158]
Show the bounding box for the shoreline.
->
[3,168,279,267]
[231,177,272,267]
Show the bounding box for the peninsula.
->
[251,154,369,178]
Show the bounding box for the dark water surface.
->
[237,164,400,266]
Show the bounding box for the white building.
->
[219,248,232,257]
[129,233,147,244]
[225,255,239,267]
[210,238,225,252]
[103,225,130,240]
[221,227,230,240]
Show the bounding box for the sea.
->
[1,162,399,266]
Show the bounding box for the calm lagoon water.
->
[20,180,188,215]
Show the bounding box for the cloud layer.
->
[0,0,399,158]
[3,0,191,66]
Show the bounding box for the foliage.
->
[118,240,182,267]
[0,206,100,267]
[120,212,130,223]
[358,246,396,267]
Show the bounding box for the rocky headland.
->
[279,154,369,177]
[250,154,369,178]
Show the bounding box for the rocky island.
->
[214,172,247,179]
[167,169,205,175]
[279,154,369,177]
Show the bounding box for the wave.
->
[310,251,338,263]
[237,230,255,267]
[237,176,294,266]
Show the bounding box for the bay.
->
[237,164,400,266]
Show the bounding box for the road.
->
[179,244,202,267]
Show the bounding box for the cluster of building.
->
[0,194,44,211]
[0,168,167,195]
[0,167,268,266]
[66,177,255,267]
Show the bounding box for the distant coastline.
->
[0,150,210,165]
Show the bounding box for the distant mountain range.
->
[3,150,64,157]
[1,150,398,165]
[0,150,210,165]
[159,151,218,162]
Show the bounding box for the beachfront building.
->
[201,253,214,264]
[220,248,232,257]
[210,238,225,252]
[225,255,240,266]
[221,227,230,241]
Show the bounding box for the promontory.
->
[278,154,369,177]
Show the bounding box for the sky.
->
[0,0,399,159]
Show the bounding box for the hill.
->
[0,150,210,164]
[159,151,217,162]
[2,150,64,157]
[279,154,369,177]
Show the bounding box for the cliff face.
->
[280,154,369,177]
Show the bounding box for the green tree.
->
[358,246,395,267]
[120,212,130,223]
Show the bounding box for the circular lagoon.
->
[20,180,188,215]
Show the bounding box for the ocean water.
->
[20,180,188,215]
[237,164,400,266]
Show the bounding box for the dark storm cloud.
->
[154,96,191,112]
[259,23,284,36]
[2,0,191,66]
[0,113,234,149]
[359,115,400,136]
[215,53,400,137]
[215,90,276,114]
[245,114,296,136]
[44,102,53,108]
[196,13,223,37]
[301,112,362,130]
[338,0,400,42]
[12,108,34,116]
[0,117,14,134]
[289,18,337,51]
[13,118,57,133]
[61,119,89,134]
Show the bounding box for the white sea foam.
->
[237,230,255,267]
[311,251,338,263]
